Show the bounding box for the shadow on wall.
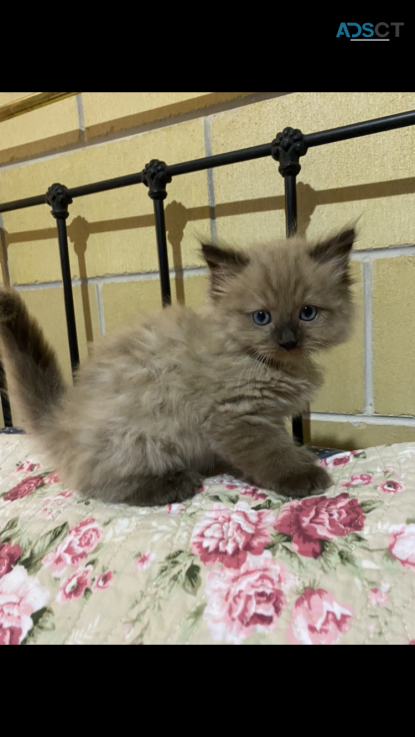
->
[291,418,364,453]
[309,431,360,452]
[1,174,415,342]
[302,416,367,451]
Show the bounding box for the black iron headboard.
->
[1,109,415,441]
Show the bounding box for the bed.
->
[1,429,414,645]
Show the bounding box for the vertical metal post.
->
[271,128,308,445]
[141,160,173,307]
[153,198,171,305]
[284,174,297,238]
[56,218,80,370]
[284,175,303,444]
[0,364,13,427]
[46,184,80,374]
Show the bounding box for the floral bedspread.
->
[0,433,414,645]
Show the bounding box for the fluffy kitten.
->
[0,227,355,505]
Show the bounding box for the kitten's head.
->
[200,227,356,364]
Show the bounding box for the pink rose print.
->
[369,586,389,605]
[191,502,275,569]
[378,481,404,494]
[389,524,415,570]
[217,480,268,502]
[204,552,296,644]
[135,552,156,571]
[44,472,59,485]
[342,474,372,488]
[287,588,354,645]
[56,566,92,603]
[42,547,69,577]
[166,503,185,515]
[72,518,102,553]
[57,491,72,499]
[15,460,40,474]
[0,626,21,645]
[4,475,45,502]
[409,640,415,645]
[74,519,101,550]
[274,493,365,559]
[224,482,267,502]
[0,565,50,645]
[240,487,268,502]
[41,491,73,520]
[93,571,113,591]
[319,451,358,468]
[333,456,352,467]
[42,517,104,577]
[0,542,21,579]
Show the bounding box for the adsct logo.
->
[336,22,404,40]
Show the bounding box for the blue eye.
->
[252,311,272,326]
[300,306,318,321]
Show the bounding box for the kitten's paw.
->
[164,469,204,502]
[128,469,204,507]
[277,464,332,499]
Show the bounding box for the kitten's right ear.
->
[201,243,249,298]
[308,227,356,264]
[308,227,356,281]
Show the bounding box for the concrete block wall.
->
[0,92,414,448]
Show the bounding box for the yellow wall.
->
[0,91,414,447]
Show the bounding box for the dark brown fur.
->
[0,228,356,505]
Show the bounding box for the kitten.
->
[0,227,355,506]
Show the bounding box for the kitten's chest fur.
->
[209,357,321,421]
[116,307,322,426]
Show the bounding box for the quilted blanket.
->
[0,432,414,645]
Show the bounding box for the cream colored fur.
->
[0,228,356,505]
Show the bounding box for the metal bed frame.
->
[1,107,415,442]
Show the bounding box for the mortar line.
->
[351,244,415,260]
[13,265,209,290]
[76,94,86,144]
[95,282,106,335]
[363,260,374,413]
[307,412,415,427]
[204,116,217,241]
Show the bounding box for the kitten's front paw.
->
[278,464,332,499]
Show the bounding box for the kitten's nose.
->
[278,325,299,351]
[279,339,298,351]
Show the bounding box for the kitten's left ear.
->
[308,227,356,270]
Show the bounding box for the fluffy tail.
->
[0,289,66,431]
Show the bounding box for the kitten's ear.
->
[308,228,356,266]
[201,243,249,297]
